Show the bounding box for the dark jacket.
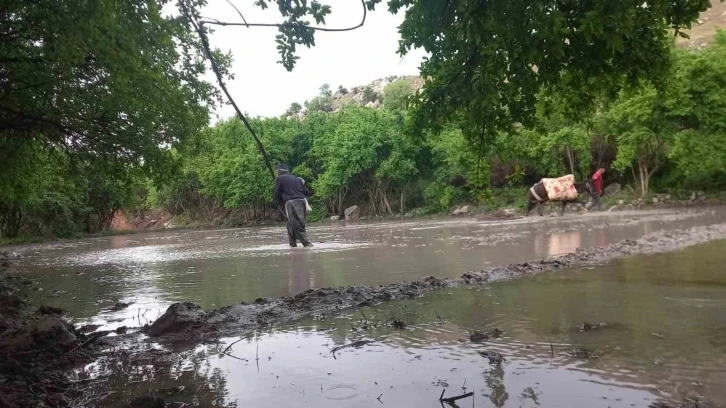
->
[273,173,311,203]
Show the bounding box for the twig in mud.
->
[256,343,260,372]
[359,310,368,323]
[461,377,467,391]
[331,340,373,359]
[377,393,383,403]
[223,352,248,362]
[439,389,475,404]
[550,342,554,357]
[223,337,244,354]
[435,310,443,322]
[66,332,107,355]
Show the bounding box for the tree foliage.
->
[382,0,711,143]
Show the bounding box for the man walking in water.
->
[273,164,313,247]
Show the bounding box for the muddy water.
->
[10,208,726,330]
[81,240,726,407]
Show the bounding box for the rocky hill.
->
[329,75,424,111]
[676,0,726,49]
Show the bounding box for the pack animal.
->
[525,178,596,216]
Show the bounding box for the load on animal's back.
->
[526,174,596,216]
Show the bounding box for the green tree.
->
[383,80,414,112]
[285,102,303,117]
[383,0,711,145]
[604,82,689,196]
[669,31,726,185]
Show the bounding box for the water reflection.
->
[83,240,726,407]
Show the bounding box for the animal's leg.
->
[561,201,567,216]
[538,202,546,216]
[525,200,537,216]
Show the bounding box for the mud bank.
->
[0,252,107,408]
[146,222,726,343]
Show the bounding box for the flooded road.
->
[79,240,726,407]
[10,207,726,331]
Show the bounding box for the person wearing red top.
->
[590,168,605,210]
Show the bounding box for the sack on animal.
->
[540,174,578,201]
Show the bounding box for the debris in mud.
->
[157,385,185,396]
[78,324,102,334]
[568,348,599,359]
[130,395,166,408]
[37,305,66,315]
[439,389,475,405]
[114,325,128,334]
[469,328,504,343]
[331,340,373,355]
[390,316,407,329]
[577,322,607,331]
[109,301,133,311]
[651,332,665,339]
[478,350,505,365]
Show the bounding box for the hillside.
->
[676,0,726,48]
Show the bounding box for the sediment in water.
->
[145,222,726,342]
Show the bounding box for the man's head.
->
[596,168,605,175]
[276,164,290,176]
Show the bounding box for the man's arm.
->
[273,178,283,203]
[302,182,312,198]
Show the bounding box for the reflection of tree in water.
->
[483,364,508,408]
[84,346,237,407]
[519,386,541,406]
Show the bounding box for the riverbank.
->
[5,189,724,248]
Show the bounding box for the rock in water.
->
[604,183,622,195]
[330,215,340,221]
[344,205,360,220]
[147,302,207,337]
[460,205,470,214]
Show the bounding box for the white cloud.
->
[200,0,426,119]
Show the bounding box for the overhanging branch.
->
[199,0,367,32]
[179,0,276,181]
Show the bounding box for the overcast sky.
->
[199,0,426,119]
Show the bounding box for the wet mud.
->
[0,252,111,408]
[144,222,726,344]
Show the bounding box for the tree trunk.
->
[565,146,576,176]
[381,187,393,215]
[400,188,405,214]
[369,188,377,214]
[638,160,650,197]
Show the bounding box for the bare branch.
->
[200,0,367,32]
[223,0,249,27]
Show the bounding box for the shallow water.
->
[10,207,726,331]
[79,240,726,407]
